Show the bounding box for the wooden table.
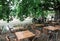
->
[35,24,44,27]
[30,24,44,30]
[44,26,58,41]
[15,30,35,41]
[44,26,58,31]
[11,27,27,32]
[55,25,60,30]
[43,26,57,34]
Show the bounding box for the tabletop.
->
[55,25,60,30]
[35,24,44,26]
[15,30,35,41]
[44,26,58,31]
[11,27,27,32]
[55,25,60,27]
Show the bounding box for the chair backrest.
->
[6,33,16,41]
[43,28,48,35]
[6,36,9,41]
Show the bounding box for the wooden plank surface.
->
[15,30,35,41]
[44,26,58,31]
[35,24,44,26]
[55,25,60,30]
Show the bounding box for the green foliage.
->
[0,0,60,21]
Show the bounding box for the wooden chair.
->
[6,36,9,41]
[6,33,16,41]
[0,35,6,41]
[6,36,17,41]
[32,30,41,41]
